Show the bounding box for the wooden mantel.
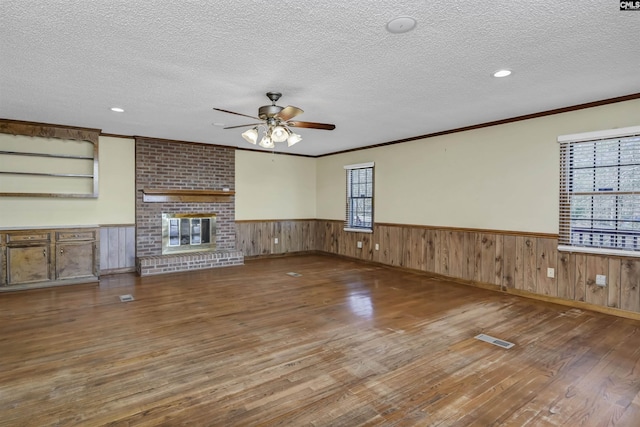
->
[140,189,235,203]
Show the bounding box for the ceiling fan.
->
[213,92,335,148]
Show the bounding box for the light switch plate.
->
[596,275,607,286]
[547,268,555,278]
[357,241,363,249]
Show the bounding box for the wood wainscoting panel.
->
[425,229,438,273]
[514,236,527,290]
[621,259,640,312]
[574,254,587,303]
[536,238,558,297]
[585,255,608,306]
[99,225,135,274]
[448,230,466,279]
[502,235,517,289]
[387,225,404,267]
[237,221,270,256]
[522,236,537,294]
[494,234,504,288]
[431,228,442,275]
[402,227,423,271]
[608,258,622,309]
[236,220,316,258]
[557,251,575,300]
[463,231,475,281]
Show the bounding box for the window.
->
[344,162,374,232]
[558,125,640,257]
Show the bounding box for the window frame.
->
[344,162,374,233]
[557,125,640,257]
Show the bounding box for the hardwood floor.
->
[1,254,640,426]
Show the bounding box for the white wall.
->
[235,150,316,220]
[0,136,135,228]
[316,99,640,233]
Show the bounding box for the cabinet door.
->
[7,245,51,284]
[56,242,96,280]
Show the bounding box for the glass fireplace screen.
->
[161,213,216,254]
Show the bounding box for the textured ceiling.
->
[1,1,639,156]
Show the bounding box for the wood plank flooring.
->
[1,254,640,426]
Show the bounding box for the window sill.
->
[558,245,640,258]
[344,227,373,233]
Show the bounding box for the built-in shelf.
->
[140,189,235,203]
[0,120,100,198]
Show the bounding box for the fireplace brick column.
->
[135,137,243,275]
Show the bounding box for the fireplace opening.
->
[162,213,216,255]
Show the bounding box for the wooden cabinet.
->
[5,231,52,285]
[7,245,52,284]
[56,230,98,280]
[0,227,99,291]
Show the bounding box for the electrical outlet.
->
[375,243,379,251]
[357,241,363,249]
[274,237,279,244]
[596,275,607,287]
[547,268,555,278]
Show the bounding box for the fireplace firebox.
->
[161,213,216,255]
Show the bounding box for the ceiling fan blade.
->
[223,123,263,129]
[287,121,336,130]
[275,105,304,121]
[213,108,261,121]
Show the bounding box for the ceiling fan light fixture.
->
[258,135,275,149]
[271,125,289,143]
[287,132,302,147]
[215,92,335,150]
[241,127,258,144]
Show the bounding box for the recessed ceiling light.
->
[493,69,512,78]
[110,107,124,113]
[386,16,417,34]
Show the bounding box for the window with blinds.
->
[558,125,640,257]
[344,162,374,232]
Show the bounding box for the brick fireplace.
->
[135,137,243,276]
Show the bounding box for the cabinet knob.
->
[43,249,46,257]
[60,248,64,254]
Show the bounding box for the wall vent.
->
[286,272,302,277]
[119,294,135,302]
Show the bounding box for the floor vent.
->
[475,334,514,349]
[119,294,135,302]
[286,272,302,277]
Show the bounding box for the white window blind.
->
[558,125,640,257]
[344,162,374,232]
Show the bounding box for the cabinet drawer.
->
[57,230,96,241]
[7,233,50,243]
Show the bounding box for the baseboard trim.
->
[244,250,320,261]
[100,267,136,276]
